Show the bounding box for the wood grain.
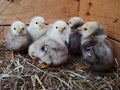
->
[79,0,120,42]
[0,0,79,25]
[109,39,120,65]
[0,26,9,40]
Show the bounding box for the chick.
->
[28,40,39,61]
[80,21,115,72]
[68,29,82,55]
[6,21,32,52]
[28,16,49,41]
[46,20,71,45]
[68,17,84,29]
[28,35,68,68]
[28,36,48,61]
[67,17,84,55]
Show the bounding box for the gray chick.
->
[68,29,82,55]
[80,21,115,72]
[68,17,84,29]
[68,17,84,55]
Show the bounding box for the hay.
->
[0,40,120,90]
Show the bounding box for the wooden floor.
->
[0,0,120,64]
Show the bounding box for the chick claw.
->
[10,51,15,58]
[58,64,65,70]
[39,63,50,69]
[32,57,38,62]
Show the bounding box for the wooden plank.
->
[0,26,9,40]
[0,0,79,25]
[109,39,120,65]
[79,0,120,42]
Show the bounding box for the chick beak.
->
[58,27,64,33]
[78,27,82,31]
[17,29,22,34]
[39,23,44,27]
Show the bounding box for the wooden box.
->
[0,0,120,65]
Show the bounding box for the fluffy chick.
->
[68,17,84,29]
[29,35,68,66]
[28,16,50,41]
[80,21,115,72]
[68,29,82,54]
[67,17,84,54]
[6,21,32,52]
[28,41,39,60]
[46,20,71,45]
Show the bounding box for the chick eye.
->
[36,22,38,24]
[84,28,87,31]
[63,27,66,30]
[22,28,24,30]
[41,45,47,52]
[56,26,58,29]
[14,28,16,30]
[69,22,71,24]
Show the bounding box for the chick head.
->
[39,39,49,54]
[28,43,38,60]
[30,16,45,29]
[53,20,69,34]
[80,21,103,38]
[11,21,27,35]
[68,17,84,28]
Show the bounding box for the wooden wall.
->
[0,0,120,65]
[79,0,120,65]
[0,0,79,25]
[0,0,79,39]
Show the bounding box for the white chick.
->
[28,41,38,60]
[80,21,115,72]
[28,16,48,40]
[68,17,84,29]
[28,35,68,68]
[46,20,71,45]
[6,21,32,52]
